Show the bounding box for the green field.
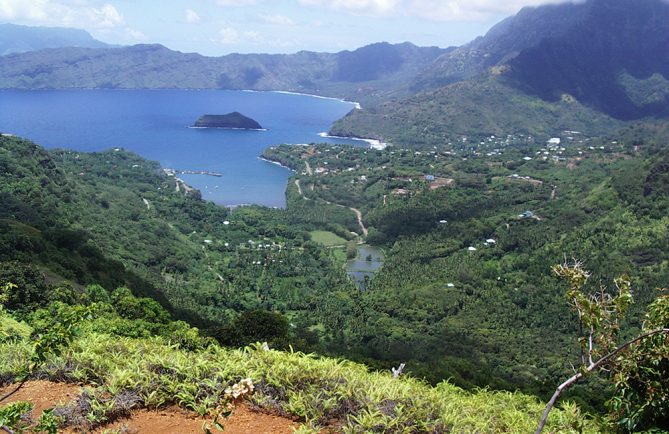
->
[310,230,347,247]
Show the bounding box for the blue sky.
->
[0,0,573,55]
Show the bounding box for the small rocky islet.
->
[192,112,263,130]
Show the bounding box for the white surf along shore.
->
[318,132,388,150]
[269,90,362,110]
[243,89,387,150]
[243,89,362,110]
[258,156,296,172]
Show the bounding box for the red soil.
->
[97,405,300,434]
[0,381,301,433]
[0,380,80,416]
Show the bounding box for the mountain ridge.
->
[0,41,447,105]
[333,0,669,147]
[0,23,111,55]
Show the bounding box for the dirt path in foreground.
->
[96,404,300,434]
[0,380,80,416]
[0,381,301,434]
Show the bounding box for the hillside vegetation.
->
[0,301,596,433]
[330,77,622,148]
[2,0,669,429]
[0,135,354,340]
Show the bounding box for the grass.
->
[309,231,347,247]
[0,331,604,433]
[330,248,348,263]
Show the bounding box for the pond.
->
[346,245,384,290]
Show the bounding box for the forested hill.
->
[0,135,355,333]
[0,41,446,104]
[332,0,669,147]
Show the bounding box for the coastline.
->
[4,88,366,208]
[188,126,268,131]
[258,156,296,172]
[318,132,388,150]
[243,89,362,110]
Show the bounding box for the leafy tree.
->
[0,263,52,314]
[608,292,669,431]
[84,284,112,304]
[536,263,669,433]
[111,287,170,324]
[214,310,290,348]
[0,299,90,431]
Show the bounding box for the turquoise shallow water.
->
[0,89,364,207]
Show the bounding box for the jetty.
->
[164,168,223,177]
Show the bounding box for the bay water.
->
[0,89,365,207]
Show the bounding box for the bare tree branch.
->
[0,376,29,405]
[535,328,669,434]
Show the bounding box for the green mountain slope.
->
[413,1,586,90]
[333,0,669,148]
[2,127,668,424]
[331,77,622,147]
[0,311,598,433]
[0,136,354,333]
[2,132,668,430]
[503,0,669,120]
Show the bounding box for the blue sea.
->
[0,89,365,207]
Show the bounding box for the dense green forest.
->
[1,1,668,431]
[262,131,669,409]
[1,132,668,430]
[0,135,354,343]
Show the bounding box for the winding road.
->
[349,206,368,237]
[295,164,368,237]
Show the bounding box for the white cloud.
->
[218,26,261,45]
[216,0,258,5]
[260,14,295,26]
[0,0,50,21]
[405,0,576,21]
[185,8,201,24]
[94,4,123,28]
[297,0,400,15]
[0,0,125,28]
[219,26,239,43]
[209,0,577,21]
[125,28,147,41]
[296,0,576,21]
